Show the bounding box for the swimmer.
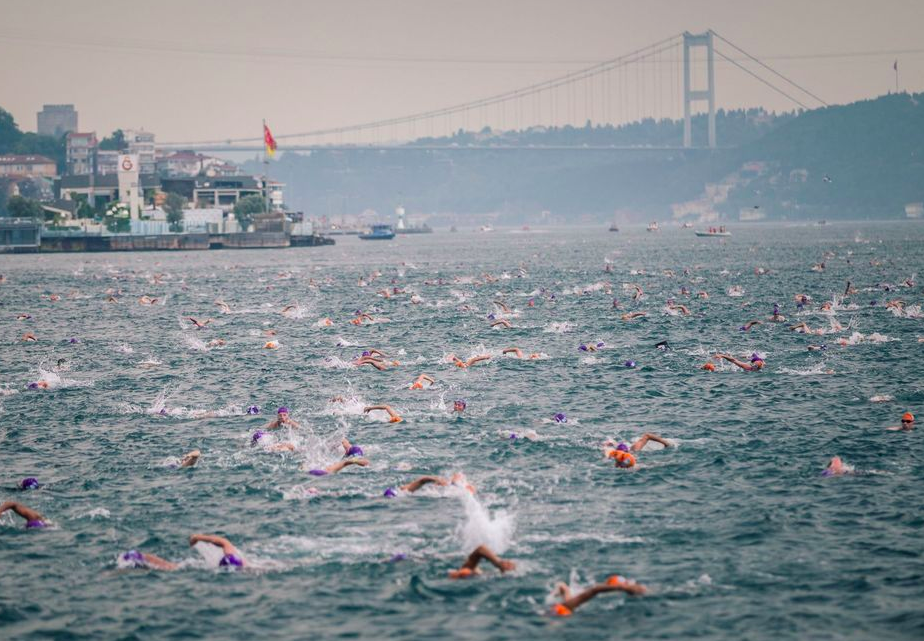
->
[450,354,491,368]
[620,312,647,321]
[188,533,246,568]
[305,440,369,475]
[603,433,671,468]
[399,472,476,495]
[789,322,824,336]
[354,355,390,371]
[0,501,47,528]
[363,404,403,423]
[490,319,512,329]
[138,295,158,305]
[453,399,467,413]
[654,340,670,350]
[714,353,764,371]
[28,381,50,389]
[448,545,515,579]
[887,412,915,431]
[214,299,231,313]
[820,456,851,477]
[769,305,786,322]
[251,430,295,452]
[700,362,716,371]
[667,302,691,315]
[551,575,647,616]
[118,549,178,571]
[807,344,827,352]
[207,338,226,348]
[16,313,32,320]
[187,317,212,329]
[318,317,334,327]
[631,285,643,301]
[697,291,709,300]
[410,374,435,389]
[179,449,200,468]
[21,332,37,342]
[739,320,762,331]
[264,407,300,429]
[503,347,542,359]
[493,300,511,313]
[107,296,119,303]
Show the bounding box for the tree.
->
[233,194,264,231]
[163,192,187,232]
[0,107,22,150]
[6,195,45,219]
[99,129,126,151]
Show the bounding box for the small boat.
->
[646,222,660,232]
[608,223,619,232]
[681,222,694,229]
[479,225,494,232]
[359,224,396,240]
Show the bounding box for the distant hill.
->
[248,94,924,223]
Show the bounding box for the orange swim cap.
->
[902,412,914,421]
[411,382,423,389]
[351,318,361,325]
[702,363,716,371]
[389,416,403,423]
[613,451,636,468]
[455,361,466,368]
[452,567,473,578]
[552,604,572,617]
[606,575,626,587]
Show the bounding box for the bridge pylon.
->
[683,30,716,149]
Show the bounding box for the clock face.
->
[121,157,134,171]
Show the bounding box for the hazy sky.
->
[2,0,921,145]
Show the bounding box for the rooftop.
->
[0,155,56,165]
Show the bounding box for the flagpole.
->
[894,60,899,93]
[263,119,270,216]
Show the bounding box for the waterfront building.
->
[65,132,97,175]
[0,155,57,179]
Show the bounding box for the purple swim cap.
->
[346,445,364,457]
[509,433,518,440]
[20,477,39,490]
[68,338,79,344]
[579,344,588,351]
[122,550,145,564]
[309,469,328,476]
[820,469,834,477]
[750,353,763,362]
[28,382,39,389]
[247,405,260,415]
[219,553,244,568]
[616,442,630,452]
[277,407,289,414]
[361,351,370,357]
[251,430,265,445]
[389,553,407,562]
[554,412,567,423]
[597,342,605,348]
[159,408,167,415]
[487,313,495,320]
[624,360,637,368]
[384,487,397,498]
[25,520,46,529]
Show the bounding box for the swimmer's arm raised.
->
[400,476,448,493]
[460,545,515,573]
[0,501,44,522]
[189,534,237,555]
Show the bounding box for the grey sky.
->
[1,0,920,144]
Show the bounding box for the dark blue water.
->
[1,224,923,640]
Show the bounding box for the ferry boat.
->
[694,226,731,238]
[359,224,396,240]
[646,222,660,232]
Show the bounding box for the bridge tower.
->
[683,31,716,149]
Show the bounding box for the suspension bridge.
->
[160,30,827,153]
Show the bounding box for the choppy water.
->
[1,224,923,640]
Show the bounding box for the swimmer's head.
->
[613,450,636,468]
[616,442,630,452]
[384,487,398,498]
[277,407,289,416]
[597,342,605,348]
[121,550,146,567]
[702,362,716,371]
[20,477,40,490]
[902,412,914,425]
[28,382,39,389]
[251,430,266,445]
[453,399,466,412]
[158,408,167,415]
[389,553,407,562]
[578,344,588,351]
[346,445,364,458]
[509,433,518,440]
[247,405,260,415]
[68,337,79,344]
[361,351,370,357]
[553,412,567,423]
[487,313,495,320]
[219,554,244,568]
[624,360,637,368]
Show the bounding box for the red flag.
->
[263,123,277,158]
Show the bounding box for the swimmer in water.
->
[305,439,370,475]
[769,305,786,322]
[713,353,764,371]
[887,412,915,431]
[398,472,476,494]
[448,545,515,579]
[364,404,403,423]
[21,332,37,342]
[493,300,511,313]
[138,295,158,305]
[410,374,435,389]
[551,575,647,616]
[179,449,200,467]
[789,322,824,336]
[118,549,179,571]
[620,312,647,321]
[667,302,691,315]
[631,285,643,301]
[502,347,542,359]
[0,501,48,528]
[603,433,672,468]
[264,407,300,429]
[739,320,762,331]
[450,354,491,369]
[187,317,212,329]
[453,399,467,413]
[214,299,231,313]
[490,319,513,329]
[354,355,390,370]
[820,456,851,477]
[188,533,246,568]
